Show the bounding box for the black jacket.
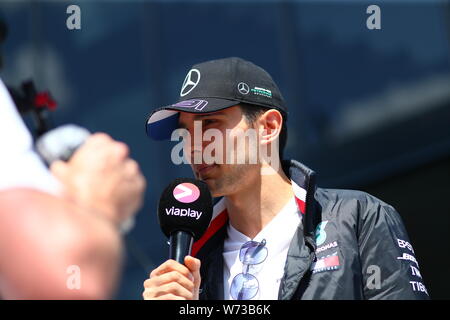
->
[193,159,429,300]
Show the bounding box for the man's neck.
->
[224,166,294,239]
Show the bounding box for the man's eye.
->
[203,119,217,126]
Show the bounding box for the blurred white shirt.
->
[0,77,61,194]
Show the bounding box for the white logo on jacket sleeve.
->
[395,238,428,295]
[397,238,415,254]
[397,253,419,267]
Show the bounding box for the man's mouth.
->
[195,163,218,177]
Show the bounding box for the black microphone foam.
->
[158,178,213,242]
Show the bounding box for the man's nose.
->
[190,143,203,159]
[181,128,203,164]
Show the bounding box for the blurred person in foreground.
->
[0,20,146,299]
[142,57,429,300]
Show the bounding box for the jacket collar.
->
[278,159,318,299]
[283,159,319,242]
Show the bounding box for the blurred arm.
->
[0,188,122,299]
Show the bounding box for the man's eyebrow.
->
[193,111,226,119]
[177,111,226,128]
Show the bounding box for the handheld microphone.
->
[35,124,90,166]
[158,178,213,264]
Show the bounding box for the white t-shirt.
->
[223,197,301,300]
[0,77,61,194]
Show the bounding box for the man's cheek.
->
[225,130,256,165]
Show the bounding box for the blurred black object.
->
[7,80,57,138]
[1,15,57,138]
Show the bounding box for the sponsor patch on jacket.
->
[315,221,328,246]
[311,252,340,274]
[315,240,338,254]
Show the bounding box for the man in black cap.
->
[142,57,429,300]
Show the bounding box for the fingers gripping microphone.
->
[158,178,213,264]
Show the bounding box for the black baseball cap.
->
[146,57,287,140]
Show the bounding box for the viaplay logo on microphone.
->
[166,183,203,220]
[173,183,200,203]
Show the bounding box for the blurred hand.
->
[50,133,146,227]
[143,257,201,300]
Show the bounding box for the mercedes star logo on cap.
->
[180,69,201,97]
[237,82,250,95]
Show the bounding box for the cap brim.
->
[146,97,240,140]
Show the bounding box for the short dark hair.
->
[239,103,288,160]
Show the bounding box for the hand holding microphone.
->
[40,127,146,230]
[143,178,213,300]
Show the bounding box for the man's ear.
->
[258,109,283,146]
